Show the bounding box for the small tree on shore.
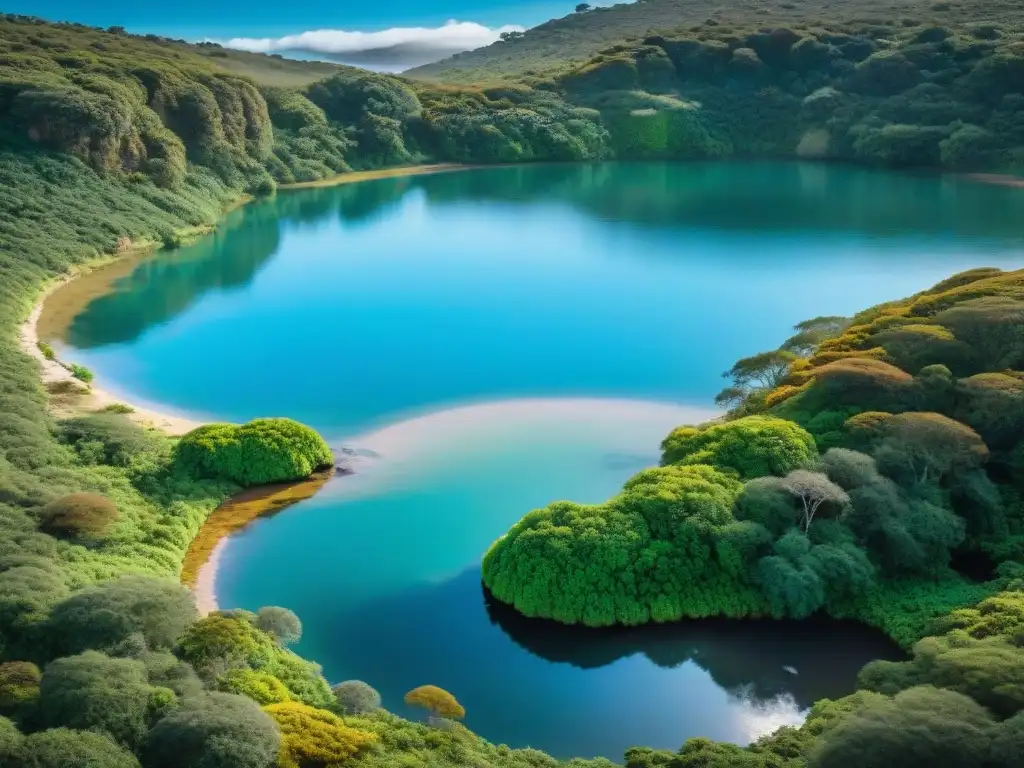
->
[254,607,302,646]
[332,681,380,715]
[404,685,465,725]
[576,3,592,11]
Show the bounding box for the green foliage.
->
[416,3,1024,174]
[0,717,22,762]
[217,669,292,705]
[484,463,768,626]
[143,692,280,768]
[175,419,333,486]
[13,728,141,768]
[332,680,381,715]
[68,364,93,383]
[47,576,198,657]
[0,662,40,717]
[175,613,332,708]
[859,634,1024,717]
[175,614,276,675]
[37,651,158,749]
[254,606,301,646]
[809,686,997,768]
[660,416,817,480]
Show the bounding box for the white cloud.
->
[211,20,524,71]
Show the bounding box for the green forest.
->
[0,4,1022,768]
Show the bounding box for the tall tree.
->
[874,412,989,485]
[723,350,797,390]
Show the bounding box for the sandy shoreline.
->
[23,162,476,437]
[19,162,474,615]
[192,538,228,616]
[20,278,207,436]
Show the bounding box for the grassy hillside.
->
[409,0,1024,83]
[410,2,1024,175]
[0,13,609,196]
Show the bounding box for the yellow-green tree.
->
[263,702,376,768]
[403,686,465,723]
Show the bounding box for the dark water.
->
[57,162,1024,758]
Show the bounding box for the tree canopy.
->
[404,686,466,721]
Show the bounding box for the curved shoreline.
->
[23,163,470,436]
[200,397,720,614]
[183,471,334,614]
[20,276,209,436]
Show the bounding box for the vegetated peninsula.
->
[0,4,1022,768]
[485,267,1024,764]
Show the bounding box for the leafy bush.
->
[253,606,301,646]
[13,728,141,768]
[175,419,333,486]
[68,364,93,384]
[660,416,817,479]
[143,693,280,768]
[264,701,377,767]
[217,669,292,705]
[47,577,198,656]
[36,651,158,749]
[38,493,118,542]
[404,686,466,721]
[0,662,41,716]
[332,680,381,715]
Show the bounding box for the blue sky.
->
[9,0,596,38]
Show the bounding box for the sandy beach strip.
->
[192,537,229,616]
[20,278,207,436]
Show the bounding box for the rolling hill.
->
[408,0,1024,82]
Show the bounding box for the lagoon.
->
[52,162,1024,758]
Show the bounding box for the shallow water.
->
[55,162,1024,757]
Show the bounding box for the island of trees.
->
[0,2,1022,767]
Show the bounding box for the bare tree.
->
[780,470,849,531]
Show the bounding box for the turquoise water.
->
[58,163,1024,758]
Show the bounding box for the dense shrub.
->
[217,669,292,705]
[404,686,466,721]
[264,701,377,767]
[13,728,141,768]
[483,463,769,625]
[0,662,40,716]
[660,416,817,479]
[175,419,333,487]
[143,693,280,768]
[253,606,301,646]
[38,493,118,542]
[332,680,381,715]
[36,651,158,749]
[46,577,197,656]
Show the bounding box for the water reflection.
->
[484,586,902,707]
[311,566,903,759]
[57,162,1024,351]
